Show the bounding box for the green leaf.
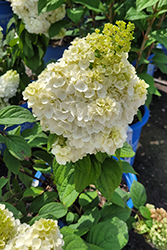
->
[0,177,8,189]
[95,152,108,163]
[111,188,129,208]
[66,212,75,225]
[79,191,98,207]
[38,0,64,14]
[95,157,122,200]
[53,161,79,208]
[74,156,101,192]
[38,202,67,218]
[154,62,167,74]
[119,142,135,158]
[87,217,129,250]
[145,219,153,228]
[125,7,149,20]
[139,206,151,219]
[0,134,5,143]
[47,133,58,151]
[66,7,84,24]
[0,106,35,125]
[152,53,167,64]
[16,200,27,216]
[150,29,167,49]
[29,191,58,214]
[70,207,101,233]
[33,150,53,166]
[7,126,21,135]
[18,167,33,188]
[23,187,44,198]
[130,180,147,209]
[158,0,167,8]
[33,163,52,174]
[136,0,159,11]
[100,203,131,222]
[49,19,71,38]
[3,149,21,175]
[5,135,31,160]
[73,0,105,12]
[122,161,138,175]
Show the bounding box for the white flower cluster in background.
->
[0,204,20,249]
[4,218,64,250]
[9,0,66,37]
[23,21,148,165]
[0,70,19,109]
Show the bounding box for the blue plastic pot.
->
[43,45,69,65]
[0,102,35,155]
[0,1,13,35]
[126,105,150,166]
[32,169,137,209]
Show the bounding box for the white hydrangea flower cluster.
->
[4,218,64,250]
[0,70,19,109]
[0,204,20,249]
[9,0,66,37]
[23,21,148,165]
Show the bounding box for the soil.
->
[0,68,167,249]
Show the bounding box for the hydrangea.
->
[4,218,64,250]
[133,204,167,250]
[23,21,148,165]
[0,204,20,249]
[9,0,66,37]
[0,70,19,109]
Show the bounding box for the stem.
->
[109,1,114,23]
[4,192,21,202]
[19,168,46,185]
[135,2,159,69]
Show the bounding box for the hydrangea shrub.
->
[9,0,66,38]
[0,70,19,109]
[133,204,167,250]
[23,21,148,164]
[0,204,20,249]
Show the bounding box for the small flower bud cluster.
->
[23,21,148,165]
[4,218,64,250]
[0,204,20,249]
[9,0,66,37]
[133,204,167,250]
[0,70,19,109]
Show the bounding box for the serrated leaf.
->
[18,167,33,188]
[47,133,58,151]
[100,203,131,222]
[119,142,135,158]
[139,206,151,219]
[122,161,138,175]
[33,150,53,166]
[73,0,105,12]
[29,191,58,214]
[136,0,159,11]
[23,187,44,198]
[87,217,128,250]
[74,155,101,192]
[5,135,31,160]
[33,163,52,174]
[0,105,35,125]
[3,149,21,175]
[38,202,67,219]
[38,0,64,14]
[130,181,147,209]
[70,207,101,233]
[66,7,84,24]
[79,191,98,207]
[95,157,122,200]
[53,160,79,207]
[125,7,149,20]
